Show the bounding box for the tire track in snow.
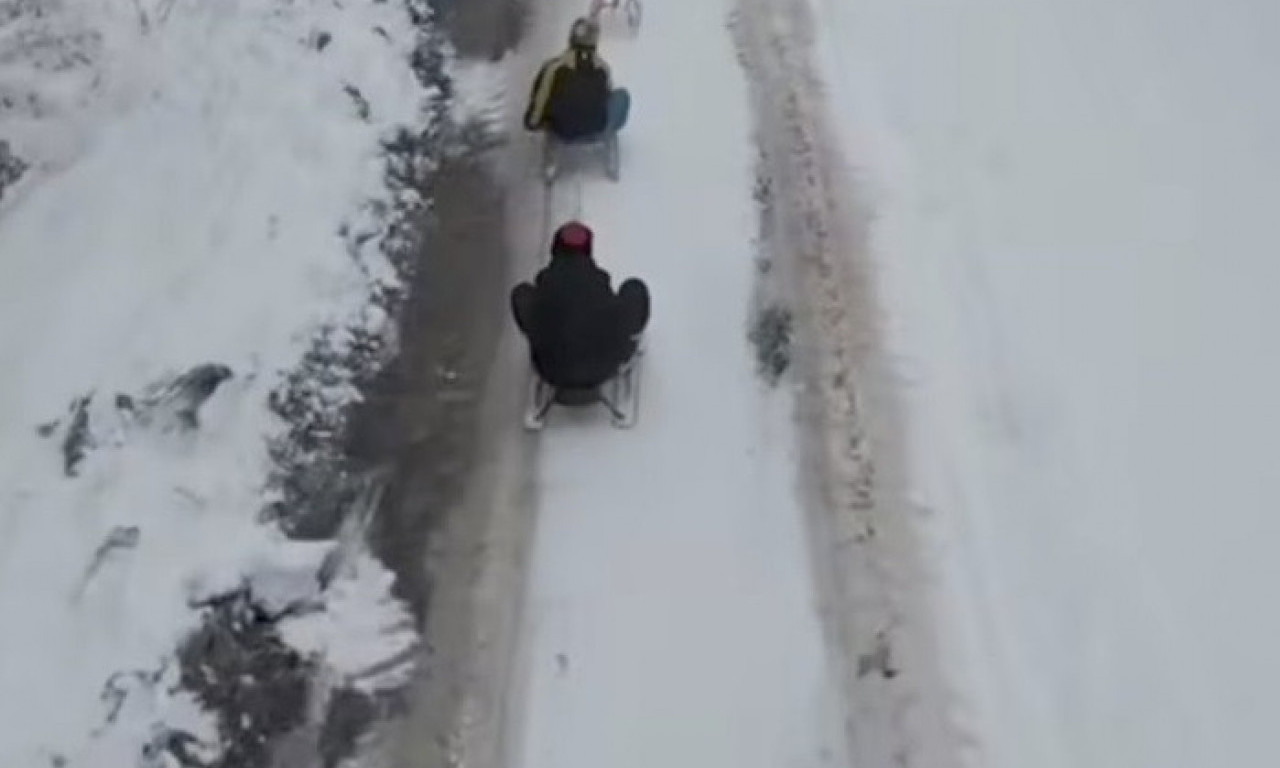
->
[731,0,968,766]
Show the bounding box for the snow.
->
[0,1,431,765]
[279,550,420,693]
[506,3,847,768]
[810,0,1280,766]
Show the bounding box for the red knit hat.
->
[552,221,594,256]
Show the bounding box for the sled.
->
[587,0,642,34]
[523,347,642,431]
[542,131,620,184]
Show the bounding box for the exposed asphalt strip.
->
[350,1,543,768]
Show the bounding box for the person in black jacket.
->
[510,221,650,391]
[524,18,631,141]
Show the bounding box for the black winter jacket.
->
[528,253,622,388]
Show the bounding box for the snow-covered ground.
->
[0,1,439,765]
[501,3,848,768]
[812,0,1280,765]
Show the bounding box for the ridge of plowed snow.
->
[0,2,431,765]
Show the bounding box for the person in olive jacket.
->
[524,17,631,141]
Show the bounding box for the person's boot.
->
[617,279,650,332]
[614,278,649,370]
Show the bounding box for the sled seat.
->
[553,386,602,407]
[524,362,639,432]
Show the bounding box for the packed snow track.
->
[503,2,850,768]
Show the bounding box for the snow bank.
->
[811,0,1280,766]
[0,1,438,765]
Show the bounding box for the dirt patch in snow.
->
[179,592,316,768]
[0,139,25,199]
[749,298,794,385]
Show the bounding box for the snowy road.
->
[388,1,952,767]
[501,3,849,768]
